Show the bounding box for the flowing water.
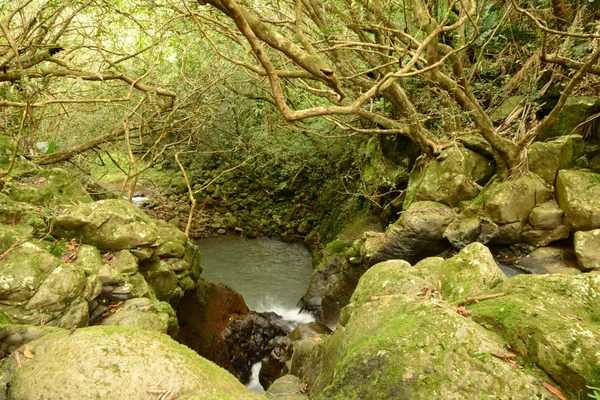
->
[195,235,315,394]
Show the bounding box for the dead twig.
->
[455,292,507,307]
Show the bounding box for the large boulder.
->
[556,169,600,231]
[1,326,263,400]
[0,224,33,253]
[1,168,92,206]
[52,199,158,250]
[297,297,551,399]
[370,201,455,265]
[176,279,250,377]
[515,246,581,275]
[445,174,551,247]
[300,238,369,327]
[360,136,415,190]
[403,147,495,209]
[469,273,600,398]
[528,135,585,185]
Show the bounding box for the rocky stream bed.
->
[1,122,600,399]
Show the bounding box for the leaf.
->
[541,382,567,400]
[46,140,56,154]
[23,345,33,359]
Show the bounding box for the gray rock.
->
[265,375,308,399]
[516,246,581,275]
[110,250,139,276]
[522,225,570,247]
[371,201,455,265]
[556,170,600,231]
[528,200,564,230]
[574,229,600,271]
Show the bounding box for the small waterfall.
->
[246,362,265,394]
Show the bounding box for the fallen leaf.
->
[541,381,567,400]
[314,337,324,343]
[23,345,33,359]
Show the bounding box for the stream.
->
[195,235,315,393]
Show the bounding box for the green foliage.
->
[589,386,600,399]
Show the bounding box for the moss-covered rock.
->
[0,224,33,253]
[300,295,550,399]
[574,230,600,271]
[98,298,177,334]
[490,95,525,123]
[515,246,581,275]
[556,169,600,231]
[1,168,92,206]
[469,273,600,398]
[265,375,308,400]
[528,135,585,185]
[52,199,158,250]
[360,137,413,190]
[404,147,495,209]
[528,200,564,230]
[540,96,600,141]
[139,259,182,303]
[445,174,552,246]
[4,325,264,400]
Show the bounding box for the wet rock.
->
[556,169,600,231]
[1,168,92,206]
[260,336,294,390]
[3,326,263,400]
[404,147,495,208]
[528,135,585,185]
[176,279,249,375]
[260,322,332,390]
[371,201,455,265]
[574,229,600,271]
[224,312,287,382]
[470,273,600,397]
[515,246,580,275]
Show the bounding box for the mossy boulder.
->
[371,201,456,265]
[0,135,38,176]
[528,200,564,229]
[556,169,600,231]
[1,168,92,206]
[404,147,495,209]
[98,298,178,334]
[528,135,585,185]
[3,325,263,400]
[139,259,182,303]
[540,96,600,141]
[445,174,551,246]
[299,295,551,399]
[52,199,158,250]
[353,243,504,306]
[0,224,33,253]
[0,243,87,328]
[574,230,600,271]
[469,273,600,398]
